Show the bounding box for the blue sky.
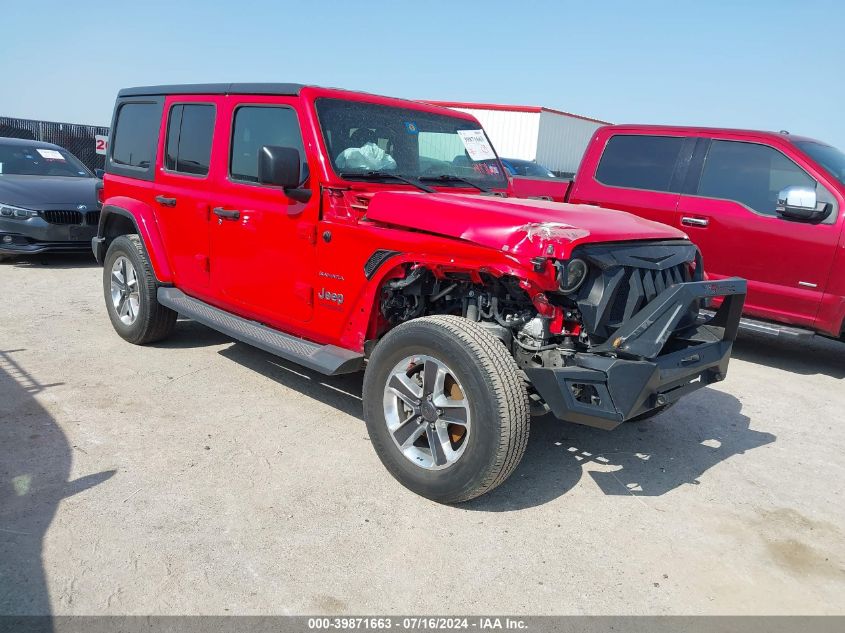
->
[3,0,844,148]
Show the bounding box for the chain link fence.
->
[0,116,109,172]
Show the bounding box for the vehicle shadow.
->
[467,388,774,511]
[731,331,844,379]
[0,350,115,619]
[150,318,235,350]
[218,342,365,419]
[217,341,774,511]
[2,253,98,269]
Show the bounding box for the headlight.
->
[0,204,38,219]
[559,258,588,293]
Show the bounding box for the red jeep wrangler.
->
[93,84,745,502]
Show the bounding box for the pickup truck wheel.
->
[103,234,176,345]
[363,315,530,503]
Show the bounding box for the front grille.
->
[604,263,691,328]
[572,241,699,342]
[85,210,100,225]
[42,210,82,225]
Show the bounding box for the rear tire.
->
[103,234,176,344]
[363,315,530,503]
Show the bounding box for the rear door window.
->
[596,134,685,192]
[165,104,215,176]
[111,103,160,169]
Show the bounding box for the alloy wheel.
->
[382,354,472,470]
[110,255,140,326]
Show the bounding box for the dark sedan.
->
[0,137,100,261]
[500,157,558,178]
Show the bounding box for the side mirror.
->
[258,145,311,202]
[94,168,105,179]
[776,185,830,222]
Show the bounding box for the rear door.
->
[208,98,316,329]
[152,98,217,296]
[569,133,691,225]
[676,138,841,328]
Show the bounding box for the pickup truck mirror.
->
[258,145,311,202]
[94,168,105,180]
[776,185,830,222]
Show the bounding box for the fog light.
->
[2,235,12,244]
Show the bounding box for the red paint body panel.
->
[203,95,318,328]
[562,124,845,337]
[363,191,686,260]
[153,94,216,296]
[104,190,173,283]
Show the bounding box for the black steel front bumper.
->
[525,278,746,430]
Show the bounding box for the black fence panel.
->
[0,116,109,172]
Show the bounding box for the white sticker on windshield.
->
[36,149,65,161]
[457,129,496,161]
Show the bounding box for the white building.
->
[429,101,608,176]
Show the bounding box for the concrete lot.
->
[1,254,843,616]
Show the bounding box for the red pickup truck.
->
[512,125,845,339]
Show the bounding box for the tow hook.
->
[680,353,701,365]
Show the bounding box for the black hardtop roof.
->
[118,83,306,98]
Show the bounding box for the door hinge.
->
[297,221,317,245]
[194,254,210,273]
[294,282,313,305]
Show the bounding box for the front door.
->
[676,139,841,328]
[209,99,316,329]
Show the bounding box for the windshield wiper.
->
[339,171,434,193]
[419,174,491,193]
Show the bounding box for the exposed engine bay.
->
[379,241,702,373]
[380,265,585,372]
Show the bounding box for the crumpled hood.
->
[364,192,688,259]
[0,175,99,209]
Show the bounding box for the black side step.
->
[700,309,814,339]
[157,288,364,375]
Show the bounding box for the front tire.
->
[363,315,530,503]
[103,234,176,345]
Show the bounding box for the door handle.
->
[681,216,709,227]
[154,195,177,207]
[212,207,241,220]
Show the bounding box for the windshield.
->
[794,140,845,185]
[503,158,556,178]
[0,143,91,178]
[315,98,508,189]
